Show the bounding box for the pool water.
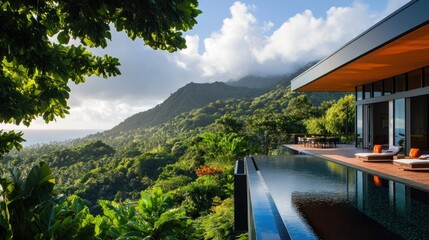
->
[253,154,429,240]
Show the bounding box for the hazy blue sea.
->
[16,129,104,146]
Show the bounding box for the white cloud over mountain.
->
[175,2,380,80]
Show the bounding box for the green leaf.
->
[0,130,25,156]
[0,201,13,240]
[24,162,55,198]
[57,31,70,44]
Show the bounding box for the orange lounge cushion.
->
[373,145,383,153]
[409,148,420,158]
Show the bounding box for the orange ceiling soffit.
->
[291,0,429,92]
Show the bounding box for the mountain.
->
[226,61,321,90]
[109,61,347,134]
[110,81,264,132]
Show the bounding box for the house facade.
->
[291,0,429,154]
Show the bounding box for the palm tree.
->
[133,189,188,239]
[97,188,189,239]
[0,162,56,239]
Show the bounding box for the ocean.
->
[15,129,104,146]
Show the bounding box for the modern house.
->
[291,0,429,154]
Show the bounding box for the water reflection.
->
[255,155,429,240]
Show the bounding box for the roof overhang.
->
[291,0,429,92]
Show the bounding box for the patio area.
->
[285,144,429,192]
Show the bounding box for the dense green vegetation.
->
[0,0,201,155]
[1,74,354,238]
[0,1,355,238]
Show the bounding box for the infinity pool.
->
[249,154,429,239]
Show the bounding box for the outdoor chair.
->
[326,137,339,148]
[355,146,402,161]
[306,137,318,148]
[298,137,306,146]
[319,137,327,148]
[393,148,429,171]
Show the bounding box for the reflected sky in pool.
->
[253,155,429,240]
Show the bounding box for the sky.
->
[2,0,409,130]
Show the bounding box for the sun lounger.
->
[355,146,402,161]
[393,154,429,170]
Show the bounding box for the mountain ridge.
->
[109,81,264,133]
[226,75,285,89]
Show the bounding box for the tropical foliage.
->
[0,0,355,238]
[305,94,355,142]
[0,162,57,239]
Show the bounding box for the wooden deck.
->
[285,144,429,192]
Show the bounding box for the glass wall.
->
[384,78,393,95]
[364,84,372,99]
[373,102,389,145]
[355,66,429,151]
[410,95,429,153]
[364,105,372,148]
[356,105,363,147]
[356,66,429,100]
[373,81,383,97]
[356,86,363,101]
[394,99,406,150]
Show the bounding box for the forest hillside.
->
[0,67,353,239]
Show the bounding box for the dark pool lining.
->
[246,156,291,239]
[256,169,291,240]
[250,156,259,170]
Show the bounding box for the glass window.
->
[373,81,382,97]
[410,96,428,153]
[394,99,405,151]
[408,69,422,90]
[356,86,363,101]
[373,102,389,145]
[395,75,406,92]
[364,83,372,99]
[356,105,363,148]
[424,67,429,87]
[384,78,393,95]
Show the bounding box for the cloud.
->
[200,2,258,78]
[254,3,377,63]
[73,32,191,103]
[61,99,156,129]
[1,99,158,130]
[175,1,384,80]
[175,2,263,80]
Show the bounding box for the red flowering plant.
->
[196,165,226,177]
